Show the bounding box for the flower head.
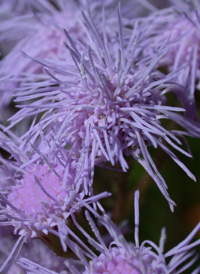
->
[83,246,160,274]
[18,190,200,274]
[0,0,86,114]
[0,128,109,273]
[136,0,200,121]
[10,4,200,210]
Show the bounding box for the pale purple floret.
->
[0,0,154,116]
[10,4,200,210]
[0,0,136,113]
[18,190,200,274]
[0,0,65,55]
[0,0,87,116]
[135,0,200,121]
[0,128,109,273]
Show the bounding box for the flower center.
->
[7,164,68,216]
[84,247,157,274]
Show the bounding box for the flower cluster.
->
[134,0,200,121]
[0,0,200,273]
[8,1,200,209]
[18,191,200,274]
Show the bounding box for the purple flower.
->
[18,190,200,274]
[0,0,152,114]
[11,4,200,210]
[0,0,64,55]
[0,0,86,115]
[0,129,109,273]
[135,0,200,121]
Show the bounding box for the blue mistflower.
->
[0,0,143,116]
[0,129,109,273]
[0,0,86,121]
[135,0,200,121]
[11,4,200,210]
[18,191,200,274]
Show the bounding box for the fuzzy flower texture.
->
[0,128,109,273]
[10,1,200,209]
[1,0,200,274]
[18,191,200,274]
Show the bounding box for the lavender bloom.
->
[11,4,200,210]
[0,0,63,55]
[0,0,153,116]
[0,0,87,117]
[0,0,134,125]
[0,128,109,273]
[18,191,200,274]
[0,0,145,123]
[134,0,200,121]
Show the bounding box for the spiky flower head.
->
[0,0,87,114]
[0,128,109,273]
[11,4,200,210]
[1,0,136,121]
[0,0,67,55]
[0,0,138,108]
[18,190,200,274]
[135,0,200,121]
